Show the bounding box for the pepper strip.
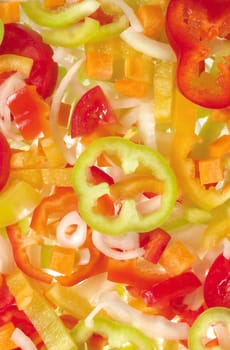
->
[71,316,157,350]
[7,224,52,284]
[6,270,78,350]
[72,136,177,236]
[171,90,230,210]
[188,307,230,350]
[21,0,99,28]
[0,54,33,78]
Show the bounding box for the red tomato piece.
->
[204,253,230,308]
[0,23,58,98]
[70,85,117,137]
[0,132,10,191]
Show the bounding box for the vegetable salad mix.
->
[0,0,230,349]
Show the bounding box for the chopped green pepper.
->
[7,270,78,350]
[21,0,100,28]
[71,316,157,350]
[188,307,230,350]
[72,136,177,235]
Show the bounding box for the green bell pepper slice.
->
[0,19,4,45]
[21,0,100,28]
[71,316,157,350]
[72,136,177,235]
[7,270,78,350]
[42,17,100,48]
[188,307,230,350]
[0,180,41,227]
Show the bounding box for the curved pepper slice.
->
[171,90,230,210]
[0,132,10,192]
[166,0,230,108]
[21,0,100,28]
[72,136,177,236]
[0,20,4,45]
[71,316,157,350]
[188,307,230,350]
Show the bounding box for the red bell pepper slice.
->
[166,0,230,108]
[140,228,171,264]
[70,85,118,137]
[0,23,58,98]
[204,253,230,308]
[0,132,10,191]
[0,276,14,313]
[142,271,201,307]
[7,85,50,140]
[7,224,53,284]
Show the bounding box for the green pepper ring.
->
[188,307,230,350]
[72,136,177,235]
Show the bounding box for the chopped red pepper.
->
[140,228,171,264]
[7,85,50,140]
[70,85,118,137]
[0,23,58,98]
[166,0,230,108]
[0,132,10,191]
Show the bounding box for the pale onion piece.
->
[92,231,144,260]
[50,58,85,165]
[183,286,203,311]
[11,328,37,350]
[78,248,90,265]
[0,72,25,140]
[56,210,87,248]
[0,234,16,274]
[103,231,140,251]
[92,291,189,340]
[137,195,161,215]
[109,0,143,32]
[120,27,176,61]
[223,238,230,259]
[214,323,230,350]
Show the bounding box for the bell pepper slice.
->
[166,0,230,108]
[7,224,53,284]
[6,269,78,350]
[0,132,10,191]
[0,180,41,228]
[171,90,230,210]
[71,316,157,350]
[21,0,100,28]
[188,307,230,350]
[0,54,33,78]
[72,136,177,235]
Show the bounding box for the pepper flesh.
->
[166,0,230,108]
[72,136,177,235]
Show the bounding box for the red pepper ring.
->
[166,0,230,109]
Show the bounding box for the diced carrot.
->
[208,135,230,158]
[136,5,164,39]
[209,108,230,122]
[198,157,224,185]
[0,322,17,349]
[159,240,197,276]
[204,338,219,348]
[49,246,76,276]
[94,194,115,216]
[86,51,113,80]
[114,79,148,98]
[124,55,145,82]
[58,102,71,127]
[44,0,65,9]
[0,2,20,24]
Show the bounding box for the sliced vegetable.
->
[0,23,58,98]
[166,0,230,108]
[0,131,10,191]
[0,2,19,24]
[72,136,177,235]
[71,85,117,137]
[21,0,100,28]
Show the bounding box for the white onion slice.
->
[223,238,230,259]
[11,328,37,350]
[214,323,230,350]
[56,210,87,248]
[0,235,16,274]
[137,195,162,215]
[92,230,144,260]
[109,0,143,32]
[50,58,85,164]
[120,27,176,61]
[103,231,140,251]
[87,291,189,340]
